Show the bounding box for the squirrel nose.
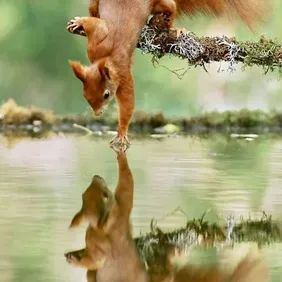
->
[93,175,102,180]
[94,109,103,116]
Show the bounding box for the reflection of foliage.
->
[206,134,271,207]
[207,134,270,172]
[233,212,282,247]
[0,131,53,149]
[135,211,282,268]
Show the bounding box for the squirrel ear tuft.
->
[69,209,84,228]
[69,60,86,82]
[103,66,111,80]
[98,59,111,80]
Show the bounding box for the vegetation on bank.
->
[1,99,282,136]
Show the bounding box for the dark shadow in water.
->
[63,149,270,282]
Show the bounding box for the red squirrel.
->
[66,0,269,148]
[64,150,148,282]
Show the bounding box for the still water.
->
[0,133,282,282]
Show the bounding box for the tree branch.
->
[66,14,282,74]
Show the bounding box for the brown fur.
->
[67,0,270,145]
[68,174,115,229]
[64,151,148,282]
[148,245,269,282]
[175,0,270,31]
[173,254,269,282]
[89,0,99,17]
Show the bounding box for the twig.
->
[73,123,93,136]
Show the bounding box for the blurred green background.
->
[0,0,281,118]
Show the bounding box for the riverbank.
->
[1,99,282,136]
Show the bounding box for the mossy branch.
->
[67,14,282,74]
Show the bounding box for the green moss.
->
[238,35,282,74]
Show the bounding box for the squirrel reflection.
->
[146,242,269,282]
[65,149,147,282]
[64,149,269,282]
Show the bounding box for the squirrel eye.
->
[103,90,110,100]
[102,191,109,200]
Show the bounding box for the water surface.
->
[0,134,282,281]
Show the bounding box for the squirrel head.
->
[69,58,118,116]
[69,175,115,229]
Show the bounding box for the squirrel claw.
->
[109,134,130,152]
[64,252,79,265]
[66,16,83,32]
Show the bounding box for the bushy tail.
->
[175,0,271,30]
[229,253,269,282]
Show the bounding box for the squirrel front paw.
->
[64,250,84,265]
[66,16,85,33]
[109,134,130,152]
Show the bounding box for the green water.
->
[0,134,282,281]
